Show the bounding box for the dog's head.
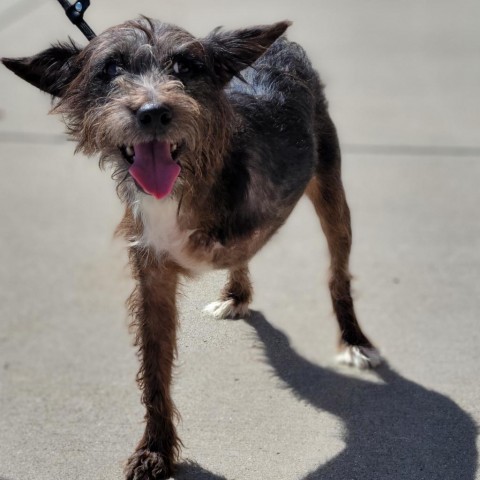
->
[2,17,290,203]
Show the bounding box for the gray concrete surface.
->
[1,1,479,479]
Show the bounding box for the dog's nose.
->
[137,103,173,130]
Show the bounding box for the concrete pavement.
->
[0,1,479,479]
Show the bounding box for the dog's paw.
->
[203,299,250,319]
[336,345,383,369]
[125,449,173,480]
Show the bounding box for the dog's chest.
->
[137,196,211,272]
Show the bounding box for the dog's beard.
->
[53,79,233,206]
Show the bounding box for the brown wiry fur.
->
[2,16,381,480]
[222,265,253,312]
[306,113,373,350]
[124,251,182,478]
[50,19,233,209]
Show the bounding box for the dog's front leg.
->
[125,251,181,480]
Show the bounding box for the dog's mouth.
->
[119,141,183,200]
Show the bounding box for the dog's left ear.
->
[2,40,82,97]
[204,20,291,85]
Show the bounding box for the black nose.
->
[136,103,173,130]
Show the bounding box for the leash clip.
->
[58,0,96,41]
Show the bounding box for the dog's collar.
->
[57,0,96,41]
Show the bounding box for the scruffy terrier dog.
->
[3,17,381,479]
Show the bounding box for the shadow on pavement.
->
[176,460,227,479]
[246,311,478,480]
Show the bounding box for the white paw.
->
[203,299,250,319]
[336,345,383,369]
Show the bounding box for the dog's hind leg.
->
[204,265,252,319]
[124,251,181,480]
[306,114,382,369]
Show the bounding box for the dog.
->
[2,16,382,479]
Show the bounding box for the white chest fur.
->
[135,196,211,273]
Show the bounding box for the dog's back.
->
[211,37,325,242]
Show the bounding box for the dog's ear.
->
[204,20,291,85]
[2,40,82,97]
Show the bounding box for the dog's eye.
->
[172,60,190,76]
[104,61,122,79]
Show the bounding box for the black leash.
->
[57,0,96,41]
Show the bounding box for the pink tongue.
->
[129,141,181,199]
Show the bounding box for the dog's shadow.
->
[177,311,477,479]
[242,311,478,480]
[175,461,227,480]
[1,313,476,480]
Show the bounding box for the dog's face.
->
[3,18,289,203]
